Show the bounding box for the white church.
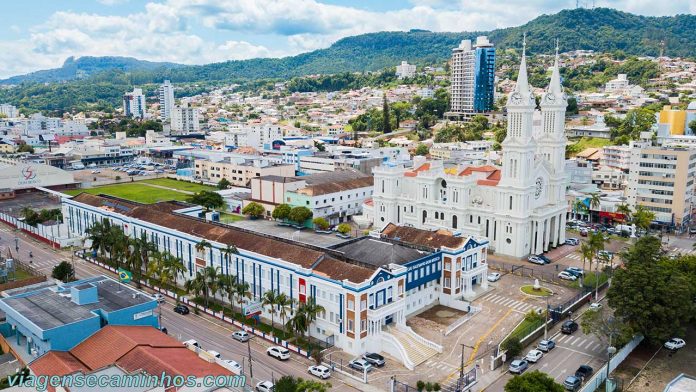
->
[370,41,568,258]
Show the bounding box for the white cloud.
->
[1,0,693,79]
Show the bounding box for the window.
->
[361,319,367,332]
[444,278,451,287]
[348,319,354,332]
[360,299,367,310]
[347,299,355,311]
[444,261,451,271]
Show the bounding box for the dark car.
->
[561,320,579,334]
[538,255,552,264]
[575,365,594,380]
[174,304,190,315]
[563,376,581,391]
[362,352,385,367]
[160,327,168,334]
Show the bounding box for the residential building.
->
[64,193,489,366]
[372,43,568,258]
[158,80,175,121]
[601,144,632,171]
[29,325,235,388]
[194,157,294,187]
[591,166,626,190]
[658,105,688,135]
[395,61,417,79]
[226,124,283,150]
[565,116,611,138]
[429,140,493,161]
[123,88,146,118]
[605,74,630,93]
[0,104,18,118]
[22,113,62,136]
[0,275,158,359]
[626,145,696,231]
[448,36,496,117]
[285,175,374,225]
[171,103,200,134]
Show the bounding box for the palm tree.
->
[234,282,252,315]
[632,205,655,233]
[86,219,112,260]
[106,224,124,266]
[275,293,293,338]
[163,252,186,287]
[221,244,238,274]
[286,308,308,342]
[184,271,206,305]
[574,200,588,221]
[579,242,593,273]
[589,193,601,223]
[218,274,237,316]
[616,203,632,223]
[198,266,220,307]
[301,299,325,340]
[262,290,279,331]
[146,250,164,284]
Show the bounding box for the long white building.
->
[372,42,568,258]
[64,193,489,369]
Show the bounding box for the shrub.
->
[242,202,265,218]
[337,223,351,235]
[416,380,425,392]
[502,336,523,358]
[313,217,330,230]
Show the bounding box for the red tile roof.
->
[30,326,231,383]
[404,163,431,177]
[459,165,501,186]
[381,223,465,249]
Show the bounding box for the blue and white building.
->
[62,193,488,367]
[448,36,496,117]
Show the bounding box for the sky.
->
[1,0,694,79]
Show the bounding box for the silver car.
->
[509,359,528,374]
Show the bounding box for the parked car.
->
[160,327,168,334]
[565,238,580,246]
[152,293,165,303]
[362,352,385,367]
[664,338,686,351]
[232,330,251,342]
[256,381,274,392]
[308,365,331,379]
[266,346,290,361]
[580,229,588,237]
[589,303,602,311]
[558,271,577,281]
[565,267,585,277]
[528,256,545,265]
[524,349,544,363]
[508,359,529,374]
[537,254,552,264]
[222,359,242,374]
[173,304,190,315]
[561,320,579,334]
[487,272,501,282]
[563,375,582,391]
[207,350,221,359]
[182,339,199,348]
[575,365,594,380]
[348,358,373,372]
[597,250,614,261]
[537,339,556,352]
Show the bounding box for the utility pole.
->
[460,344,465,378]
[544,295,550,340]
[246,338,254,379]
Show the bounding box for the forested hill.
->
[1,56,182,85]
[1,7,694,113]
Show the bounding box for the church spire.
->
[547,39,563,95]
[514,33,531,95]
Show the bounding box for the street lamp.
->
[605,344,617,392]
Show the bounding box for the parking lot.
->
[0,190,63,218]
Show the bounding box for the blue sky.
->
[1,0,693,78]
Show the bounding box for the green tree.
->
[382,94,392,133]
[580,307,634,348]
[504,370,564,392]
[188,191,226,211]
[415,144,429,156]
[262,290,279,331]
[242,202,266,219]
[312,217,329,230]
[336,223,351,235]
[272,203,292,221]
[501,336,522,358]
[17,144,34,153]
[689,119,696,134]
[288,206,313,225]
[632,205,655,232]
[391,101,412,128]
[52,261,75,282]
[276,293,294,337]
[608,236,694,343]
[217,178,231,190]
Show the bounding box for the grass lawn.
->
[14,268,33,281]
[141,178,216,193]
[220,212,245,224]
[567,137,613,157]
[503,316,545,345]
[63,183,190,204]
[520,285,552,297]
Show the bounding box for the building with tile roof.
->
[372,45,568,258]
[62,193,488,368]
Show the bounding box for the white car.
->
[222,359,242,374]
[589,303,603,311]
[308,365,331,379]
[487,272,501,282]
[524,349,544,363]
[152,293,165,303]
[256,380,274,392]
[267,346,290,360]
[565,238,580,246]
[528,256,545,265]
[207,350,221,359]
[182,339,199,349]
[664,338,686,351]
[558,271,577,281]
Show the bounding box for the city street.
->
[0,223,367,391]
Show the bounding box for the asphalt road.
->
[0,223,362,391]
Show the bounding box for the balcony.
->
[367,296,405,321]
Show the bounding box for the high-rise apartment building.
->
[122,88,146,118]
[395,61,416,79]
[170,103,200,134]
[448,36,496,118]
[159,80,175,121]
[0,104,18,118]
[626,146,696,230]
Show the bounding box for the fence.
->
[579,335,644,392]
[0,212,74,249]
[487,260,575,286]
[80,252,313,359]
[323,352,368,383]
[445,305,481,336]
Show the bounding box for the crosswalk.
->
[668,248,696,256]
[480,293,543,313]
[555,333,604,355]
[424,359,458,371]
[564,253,582,261]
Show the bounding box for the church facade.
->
[371,42,568,258]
